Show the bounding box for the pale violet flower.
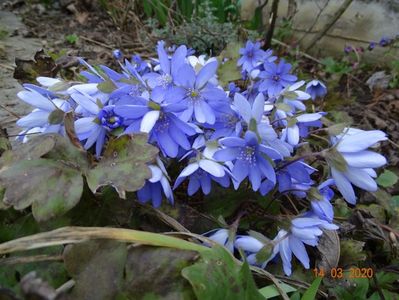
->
[137,157,174,207]
[173,157,231,195]
[16,87,71,140]
[203,228,234,253]
[306,79,327,100]
[281,113,324,146]
[327,128,387,204]
[235,215,339,276]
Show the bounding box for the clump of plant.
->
[4,37,390,280]
[150,1,241,55]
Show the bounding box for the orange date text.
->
[312,267,374,279]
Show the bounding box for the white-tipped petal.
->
[140,110,160,133]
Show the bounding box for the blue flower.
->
[208,107,242,140]
[71,91,125,157]
[115,98,198,158]
[232,92,282,149]
[137,157,174,207]
[144,41,187,102]
[203,228,234,253]
[310,179,335,223]
[234,235,267,267]
[131,54,151,74]
[268,215,338,275]
[227,82,240,97]
[368,42,376,51]
[166,61,228,124]
[258,60,297,97]
[236,215,338,275]
[173,157,231,195]
[113,49,123,60]
[281,113,324,146]
[327,128,387,204]
[16,84,72,140]
[237,41,269,73]
[379,36,392,47]
[214,131,280,191]
[344,46,353,54]
[277,161,316,197]
[306,80,327,100]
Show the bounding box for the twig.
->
[0,103,20,118]
[263,0,280,49]
[272,38,322,63]
[305,0,354,51]
[298,0,329,43]
[56,280,75,294]
[79,36,114,50]
[0,254,62,265]
[0,63,14,71]
[293,28,399,48]
[272,38,365,85]
[286,0,297,20]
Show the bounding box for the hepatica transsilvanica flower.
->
[15,40,388,276]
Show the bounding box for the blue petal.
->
[188,177,200,195]
[17,89,55,111]
[233,93,251,124]
[219,137,246,148]
[252,93,265,123]
[175,65,196,88]
[114,105,149,119]
[157,41,170,75]
[249,167,261,191]
[331,167,357,204]
[232,159,249,184]
[195,61,218,90]
[70,92,99,115]
[213,148,240,161]
[157,131,179,158]
[289,236,310,268]
[17,111,50,128]
[342,151,386,168]
[171,45,188,78]
[337,130,387,152]
[344,167,377,191]
[279,238,293,276]
[200,174,212,194]
[151,182,163,208]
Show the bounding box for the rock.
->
[366,71,392,91]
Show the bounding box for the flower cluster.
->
[15,40,387,275]
[344,35,398,53]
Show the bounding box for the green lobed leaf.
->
[0,134,56,168]
[181,245,264,300]
[0,159,83,221]
[123,246,197,299]
[64,240,128,300]
[86,134,158,198]
[376,170,398,188]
